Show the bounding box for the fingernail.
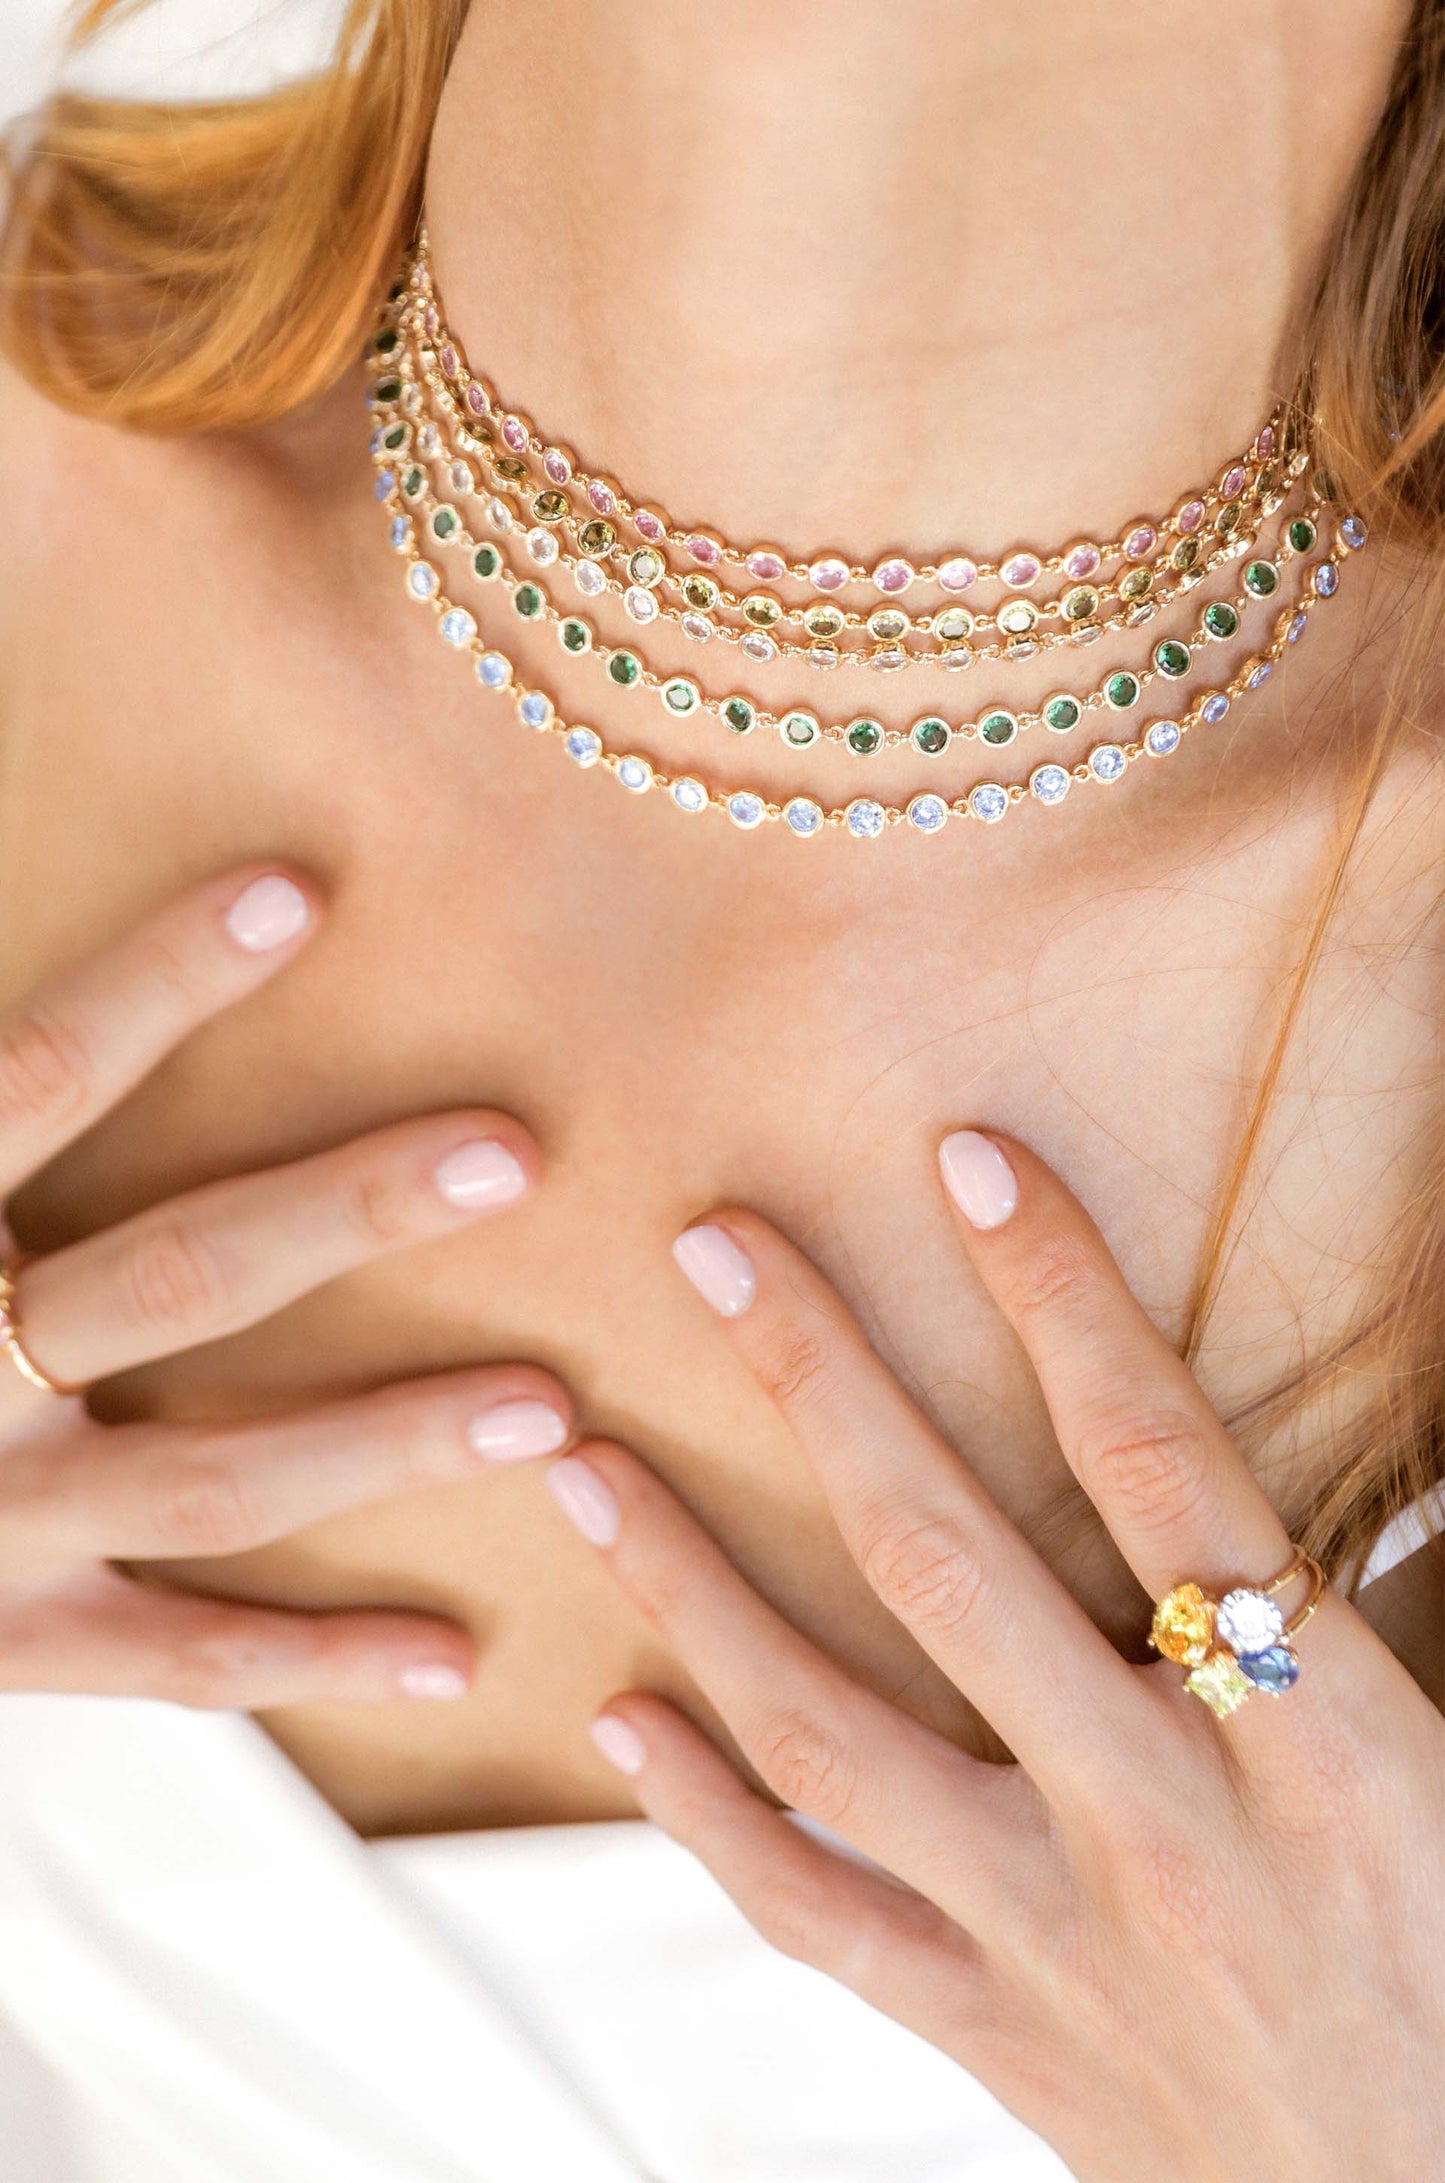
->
[225,874,311,953]
[397,1662,470,1700]
[672,1224,756,1318]
[467,1398,569,1462]
[939,1131,1019,1230]
[590,1713,646,1776]
[434,1139,529,1209]
[546,1455,620,1547]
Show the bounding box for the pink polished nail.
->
[939,1131,1019,1231]
[590,1714,646,1776]
[467,1399,569,1462]
[224,874,311,953]
[672,1224,756,1318]
[398,1662,470,1700]
[434,1139,529,1209]
[546,1456,620,1547]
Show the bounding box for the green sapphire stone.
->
[373,328,400,355]
[1243,559,1279,597]
[1043,694,1082,733]
[846,718,883,756]
[1215,501,1241,535]
[1154,640,1191,679]
[803,604,844,639]
[494,457,528,482]
[382,423,408,452]
[513,583,543,619]
[723,697,756,733]
[1119,567,1153,601]
[560,618,592,654]
[683,574,720,611]
[912,717,951,756]
[663,677,701,716]
[578,519,615,555]
[609,651,642,687]
[1172,537,1200,572]
[979,709,1018,747]
[532,490,569,525]
[401,467,425,500]
[373,377,403,406]
[430,507,458,541]
[1062,585,1099,623]
[743,594,782,628]
[781,710,820,748]
[473,544,500,580]
[1105,671,1141,710]
[1288,516,1317,553]
[1204,601,1240,640]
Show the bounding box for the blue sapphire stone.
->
[1239,1646,1300,1696]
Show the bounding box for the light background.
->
[1,0,340,126]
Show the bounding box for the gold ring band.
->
[0,1263,84,1399]
[1150,1546,1325,1718]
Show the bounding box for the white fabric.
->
[0,1695,1067,2182]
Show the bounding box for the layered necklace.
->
[365,233,1367,844]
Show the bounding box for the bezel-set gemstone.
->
[564,727,602,767]
[407,561,439,599]
[1030,763,1071,807]
[532,490,568,526]
[723,697,757,735]
[512,582,543,619]
[671,777,708,813]
[1286,611,1308,644]
[543,447,573,485]
[907,793,949,834]
[748,548,788,583]
[1145,719,1182,756]
[935,607,974,645]
[1123,523,1158,560]
[1063,584,1100,623]
[997,599,1038,638]
[873,557,915,595]
[1154,639,1191,678]
[559,617,592,655]
[728,791,766,830]
[390,516,411,552]
[617,755,653,794]
[466,382,490,418]
[1203,601,1240,640]
[1247,659,1272,689]
[624,587,659,623]
[574,559,607,598]
[477,650,511,689]
[1288,515,1318,558]
[681,613,714,644]
[1089,743,1128,783]
[628,548,665,588]
[846,718,884,756]
[846,799,887,839]
[743,593,782,628]
[1151,1583,1215,1664]
[803,604,844,640]
[1314,560,1340,597]
[402,466,426,501]
[978,709,1018,748]
[1001,551,1042,589]
[439,607,476,646]
[1338,514,1367,551]
[1105,672,1141,710]
[1172,537,1201,573]
[781,710,821,748]
[809,555,851,592]
[578,518,616,556]
[1243,559,1279,597]
[1176,498,1205,534]
[1220,463,1248,499]
[911,716,951,756]
[1043,693,1083,734]
[1214,1589,1285,1658]
[1119,566,1153,602]
[687,531,723,567]
[938,557,979,593]
[742,631,779,665]
[526,527,561,567]
[1200,692,1231,724]
[970,783,1009,824]
[662,677,701,716]
[449,460,476,495]
[517,690,552,729]
[867,608,910,644]
[609,651,642,687]
[486,498,512,532]
[500,414,528,453]
[1063,541,1102,581]
[784,797,824,837]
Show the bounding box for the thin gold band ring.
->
[0,1263,85,1399]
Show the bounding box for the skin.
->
[0,0,1440,1844]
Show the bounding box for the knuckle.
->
[750,1709,857,1828]
[153,1623,268,1709]
[1010,1235,1101,1333]
[753,1322,835,1412]
[151,1456,263,1556]
[122,1219,233,1341]
[345,1158,415,1252]
[742,1873,828,1965]
[0,1006,92,1134]
[858,1509,989,1642]
[1072,1407,1213,1535]
[130,928,221,1018]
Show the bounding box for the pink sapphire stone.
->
[543,448,572,485]
[439,345,459,379]
[465,382,489,417]
[1063,542,1101,581]
[424,307,440,338]
[1001,551,1041,589]
[635,508,666,543]
[938,557,978,593]
[687,534,721,566]
[1177,499,1205,534]
[1222,464,1247,499]
[588,480,617,516]
[1124,524,1158,560]
[747,549,787,582]
[873,557,915,595]
[501,415,529,453]
[809,556,850,593]
[1256,426,1275,460]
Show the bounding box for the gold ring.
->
[1149,1546,1325,1718]
[0,1263,84,1399]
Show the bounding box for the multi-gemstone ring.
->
[1150,1548,1326,1718]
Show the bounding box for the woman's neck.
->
[425,0,1407,562]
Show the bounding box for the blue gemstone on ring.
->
[1239,1645,1300,1695]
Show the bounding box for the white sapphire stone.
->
[477,651,511,689]
[1145,720,1182,757]
[574,559,607,598]
[439,608,476,646]
[417,423,441,458]
[564,728,601,767]
[1215,1589,1285,1659]
[970,783,1008,824]
[624,586,660,623]
[672,778,709,814]
[741,633,778,664]
[681,613,713,645]
[526,527,561,567]
[1089,743,1127,783]
[486,498,513,533]
[907,794,948,834]
[846,799,887,840]
[449,460,476,495]
[784,798,823,837]
[407,562,439,600]
[728,792,766,831]
[617,756,652,794]
[1030,763,1071,806]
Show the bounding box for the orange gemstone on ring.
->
[1151,1582,1216,1666]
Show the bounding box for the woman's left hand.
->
[543,1131,1445,2182]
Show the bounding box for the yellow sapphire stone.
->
[1185,1650,1255,1719]
[1151,1582,1216,1666]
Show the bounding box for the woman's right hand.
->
[0,867,570,1710]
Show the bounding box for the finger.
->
[0,1566,477,1708]
[586,1692,999,2060]
[936,1131,1294,1600]
[0,1366,573,1566]
[12,1109,539,1389]
[545,1440,1058,1941]
[670,1219,1153,1801]
[0,867,320,1201]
